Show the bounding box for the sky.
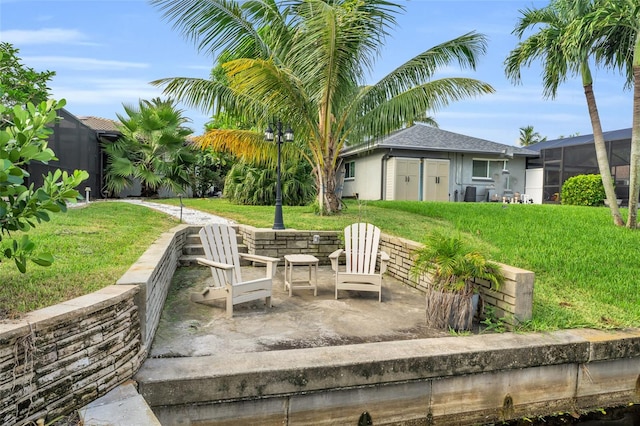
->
[0,0,633,145]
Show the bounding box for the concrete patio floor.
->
[148,263,448,359]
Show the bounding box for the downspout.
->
[381,149,392,200]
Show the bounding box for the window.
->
[345,161,355,179]
[472,160,491,179]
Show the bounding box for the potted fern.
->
[410,232,505,331]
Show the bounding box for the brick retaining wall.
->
[378,234,534,326]
[237,226,341,264]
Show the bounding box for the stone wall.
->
[238,225,341,265]
[117,224,197,349]
[0,224,192,425]
[0,286,141,425]
[379,234,534,326]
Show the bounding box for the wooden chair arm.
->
[329,249,344,271]
[239,253,280,264]
[239,253,280,278]
[379,250,390,274]
[196,258,234,270]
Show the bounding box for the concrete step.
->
[79,381,160,426]
[183,243,205,256]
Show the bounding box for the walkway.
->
[115,198,234,225]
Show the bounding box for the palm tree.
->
[505,0,624,226]
[571,0,640,227]
[150,0,494,214]
[103,97,195,197]
[518,125,547,146]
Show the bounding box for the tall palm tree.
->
[572,0,640,228]
[518,125,547,146]
[104,97,195,197]
[150,0,494,214]
[505,0,624,226]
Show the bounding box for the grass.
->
[0,201,178,317]
[160,197,640,331]
[2,197,639,332]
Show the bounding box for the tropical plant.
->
[150,0,494,214]
[505,0,624,226]
[185,148,231,198]
[410,232,504,331]
[561,174,606,206]
[103,97,195,197]
[569,0,640,228]
[518,125,547,146]
[0,43,55,115]
[0,99,88,272]
[223,159,315,206]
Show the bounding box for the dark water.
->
[497,405,640,425]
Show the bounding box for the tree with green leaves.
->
[518,125,547,146]
[150,0,494,214]
[103,97,195,198]
[0,43,55,115]
[186,148,231,198]
[0,99,88,272]
[505,0,624,226]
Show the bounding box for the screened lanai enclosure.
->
[26,108,120,200]
[526,128,631,204]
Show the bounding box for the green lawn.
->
[0,201,178,317]
[2,198,638,332]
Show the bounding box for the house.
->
[525,128,632,204]
[340,123,538,203]
[26,109,121,201]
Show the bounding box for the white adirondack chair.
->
[329,223,390,302]
[191,224,279,317]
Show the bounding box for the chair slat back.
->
[199,224,243,286]
[344,223,380,275]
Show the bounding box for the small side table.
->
[284,254,319,297]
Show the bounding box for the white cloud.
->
[51,78,164,106]
[0,28,91,45]
[23,56,149,71]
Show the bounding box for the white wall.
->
[342,152,385,199]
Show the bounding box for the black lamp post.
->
[265,120,294,230]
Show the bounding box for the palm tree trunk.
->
[316,162,340,215]
[627,41,640,228]
[583,83,625,226]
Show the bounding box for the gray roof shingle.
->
[342,123,538,157]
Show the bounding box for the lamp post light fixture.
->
[265,120,294,230]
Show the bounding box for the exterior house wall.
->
[344,151,529,203]
[342,152,385,199]
[455,154,528,202]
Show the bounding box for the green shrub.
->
[223,160,316,206]
[561,174,606,206]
